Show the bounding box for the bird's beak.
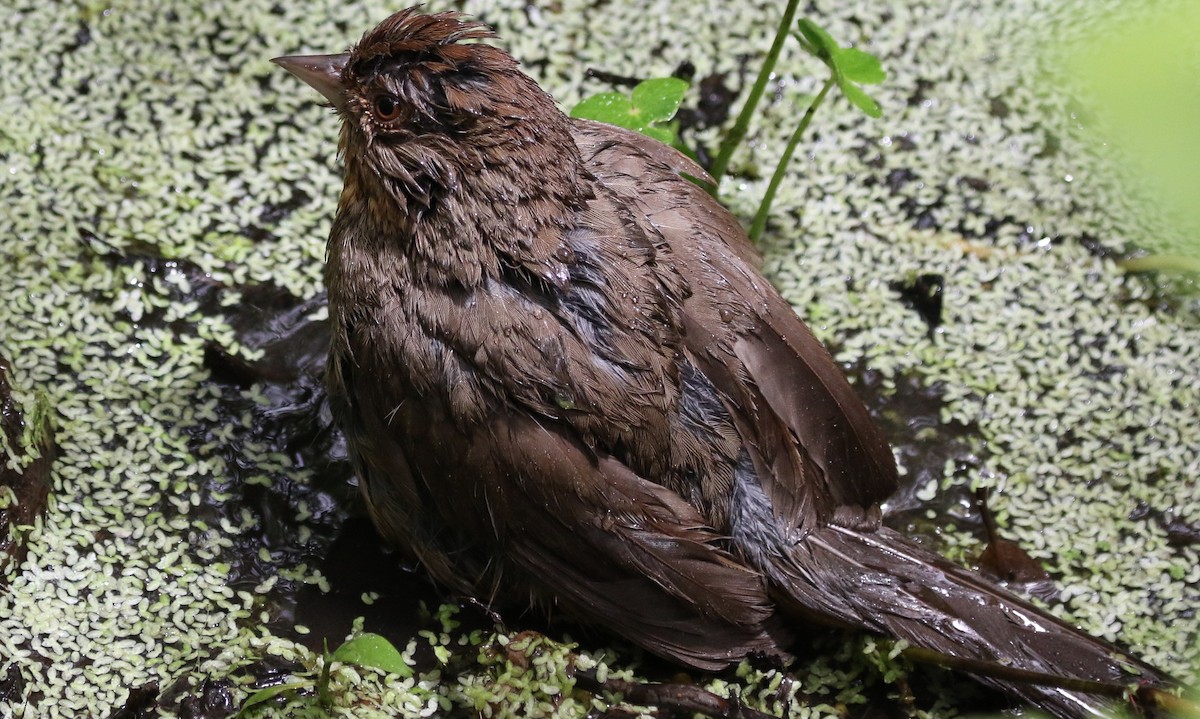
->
[271,53,350,109]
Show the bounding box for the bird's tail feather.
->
[777,525,1166,718]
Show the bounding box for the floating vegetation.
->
[0,0,1196,717]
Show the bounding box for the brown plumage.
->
[273,8,1168,716]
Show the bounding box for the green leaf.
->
[569,92,630,124]
[833,47,885,84]
[630,77,689,122]
[330,633,412,677]
[839,81,882,118]
[643,125,675,145]
[571,77,690,145]
[236,681,314,717]
[796,19,837,59]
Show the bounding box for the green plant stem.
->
[1117,253,1200,274]
[317,656,333,710]
[749,77,835,243]
[708,0,801,190]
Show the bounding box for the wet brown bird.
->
[274,8,1166,716]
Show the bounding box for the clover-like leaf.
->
[833,47,885,84]
[839,81,882,118]
[642,125,675,144]
[795,18,837,59]
[793,18,886,119]
[629,77,689,122]
[569,92,630,125]
[330,632,412,677]
[571,77,689,145]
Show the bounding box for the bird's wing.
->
[472,409,788,670]
[573,119,899,538]
[347,356,784,668]
[571,124,1171,718]
[329,284,784,668]
[326,334,462,583]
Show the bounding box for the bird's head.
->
[274,7,581,225]
[275,8,522,141]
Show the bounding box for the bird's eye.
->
[373,95,403,122]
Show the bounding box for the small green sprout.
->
[236,632,412,717]
[793,19,886,118]
[236,681,313,716]
[570,0,885,246]
[749,18,886,242]
[570,77,689,146]
[708,0,803,185]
